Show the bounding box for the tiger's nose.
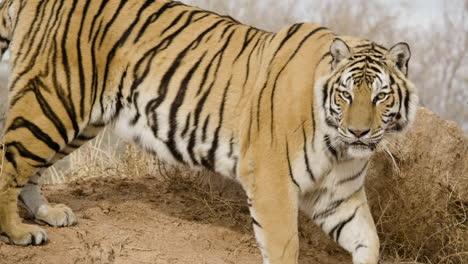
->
[349,128,370,138]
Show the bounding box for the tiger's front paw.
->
[0,223,47,246]
[34,204,77,227]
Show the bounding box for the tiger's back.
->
[6,0,266,177]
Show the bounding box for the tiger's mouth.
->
[344,140,377,158]
[343,139,379,154]
[350,141,368,147]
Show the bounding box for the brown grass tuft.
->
[366,109,467,264]
[368,161,467,264]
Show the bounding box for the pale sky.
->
[393,0,446,29]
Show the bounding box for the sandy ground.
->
[0,174,351,264]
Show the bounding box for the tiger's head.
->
[319,39,418,158]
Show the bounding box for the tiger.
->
[0,0,418,263]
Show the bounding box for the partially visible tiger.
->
[0,0,417,263]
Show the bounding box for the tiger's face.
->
[322,39,417,158]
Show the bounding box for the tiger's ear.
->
[330,39,351,70]
[388,42,411,76]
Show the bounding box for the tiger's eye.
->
[341,91,351,99]
[377,92,386,100]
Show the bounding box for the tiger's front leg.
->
[303,187,379,264]
[239,158,300,264]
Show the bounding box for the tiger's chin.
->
[345,143,376,159]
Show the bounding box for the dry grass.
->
[367,140,467,264]
[371,174,467,264]
[41,130,143,184]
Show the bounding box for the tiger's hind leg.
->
[18,125,103,228]
[0,137,53,245]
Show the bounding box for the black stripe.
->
[322,82,330,111]
[160,10,189,36]
[9,0,59,91]
[391,75,403,115]
[196,21,235,96]
[134,1,183,43]
[233,28,259,63]
[88,18,103,122]
[324,134,337,158]
[204,78,232,170]
[0,35,9,44]
[252,217,262,228]
[134,11,222,99]
[310,101,316,152]
[113,69,128,122]
[181,113,191,137]
[88,0,109,41]
[286,141,300,189]
[313,199,344,220]
[356,244,367,251]
[319,51,333,68]
[4,148,17,169]
[228,137,234,157]
[329,206,360,242]
[186,23,237,165]
[301,125,315,181]
[77,0,92,120]
[58,0,80,139]
[272,23,303,59]
[130,91,140,125]
[269,27,329,138]
[368,65,383,74]
[76,134,96,141]
[338,206,360,242]
[6,117,61,152]
[33,163,53,169]
[403,84,410,121]
[338,162,368,185]
[100,0,156,119]
[99,0,127,46]
[241,32,264,94]
[201,115,210,142]
[16,78,69,144]
[195,47,216,96]
[256,24,302,129]
[67,143,81,149]
[245,107,253,149]
[5,142,47,164]
[166,51,207,163]
[154,22,228,162]
[14,0,47,65]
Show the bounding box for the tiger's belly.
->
[112,102,240,179]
